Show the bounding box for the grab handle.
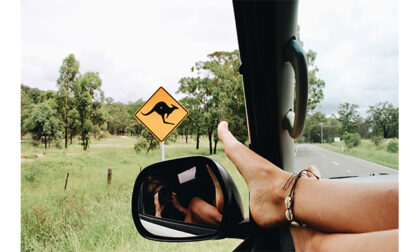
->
[283,38,308,139]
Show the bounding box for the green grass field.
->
[21,135,249,251]
[316,139,399,170]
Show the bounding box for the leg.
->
[161,114,174,125]
[218,121,398,233]
[184,197,222,226]
[290,226,398,252]
[293,175,398,233]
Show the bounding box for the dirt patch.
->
[90,144,123,148]
[21,153,46,162]
[119,136,136,140]
[66,153,82,156]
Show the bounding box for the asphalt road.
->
[294,144,398,178]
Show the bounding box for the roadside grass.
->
[316,139,398,170]
[21,135,248,251]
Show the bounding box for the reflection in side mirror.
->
[132,156,244,241]
[141,163,223,237]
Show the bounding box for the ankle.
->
[250,167,290,199]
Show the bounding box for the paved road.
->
[294,144,398,178]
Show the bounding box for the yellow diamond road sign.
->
[134,87,189,142]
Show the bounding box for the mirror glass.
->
[137,160,224,238]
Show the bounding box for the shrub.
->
[387,140,398,153]
[371,135,383,147]
[344,133,361,148]
[54,141,62,149]
[31,141,40,147]
[97,131,108,140]
[134,137,148,153]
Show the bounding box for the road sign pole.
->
[161,141,165,161]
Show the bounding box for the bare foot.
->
[218,121,294,228]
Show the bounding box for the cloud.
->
[299,0,398,116]
[22,0,398,117]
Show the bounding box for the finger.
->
[217,121,278,183]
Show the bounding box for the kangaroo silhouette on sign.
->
[142,101,179,125]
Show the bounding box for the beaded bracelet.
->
[282,169,319,226]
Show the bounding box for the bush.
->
[54,141,62,149]
[31,141,40,147]
[97,131,108,140]
[371,135,383,147]
[344,133,361,148]
[134,137,148,153]
[387,140,398,153]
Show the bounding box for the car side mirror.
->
[131,156,245,242]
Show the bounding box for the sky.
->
[21,0,398,117]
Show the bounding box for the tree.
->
[337,103,362,135]
[177,97,200,144]
[303,112,327,143]
[177,85,205,150]
[72,72,104,150]
[67,108,80,144]
[178,50,247,154]
[297,27,325,111]
[21,87,34,136]
[107,102,130,135]
[126,99,145,136]
[367,102,399,138]
[27,87,43,104]
[23,102,62,149]
[325,115,341,143]
[358,118,371,139]
[57,54,80,149]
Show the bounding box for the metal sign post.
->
[161,141,165,161]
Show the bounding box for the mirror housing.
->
[131,156,245,242]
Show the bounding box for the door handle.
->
[283,38,308,139]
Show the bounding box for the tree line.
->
[301,102,399,144]
[21,42,398,154]
[20,35,330,154]
[21,54,149,150]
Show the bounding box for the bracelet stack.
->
[282,169,319,226]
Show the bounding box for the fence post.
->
[108,169,112,185]
[64,172,69,191]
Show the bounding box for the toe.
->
[307,165,321,179]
